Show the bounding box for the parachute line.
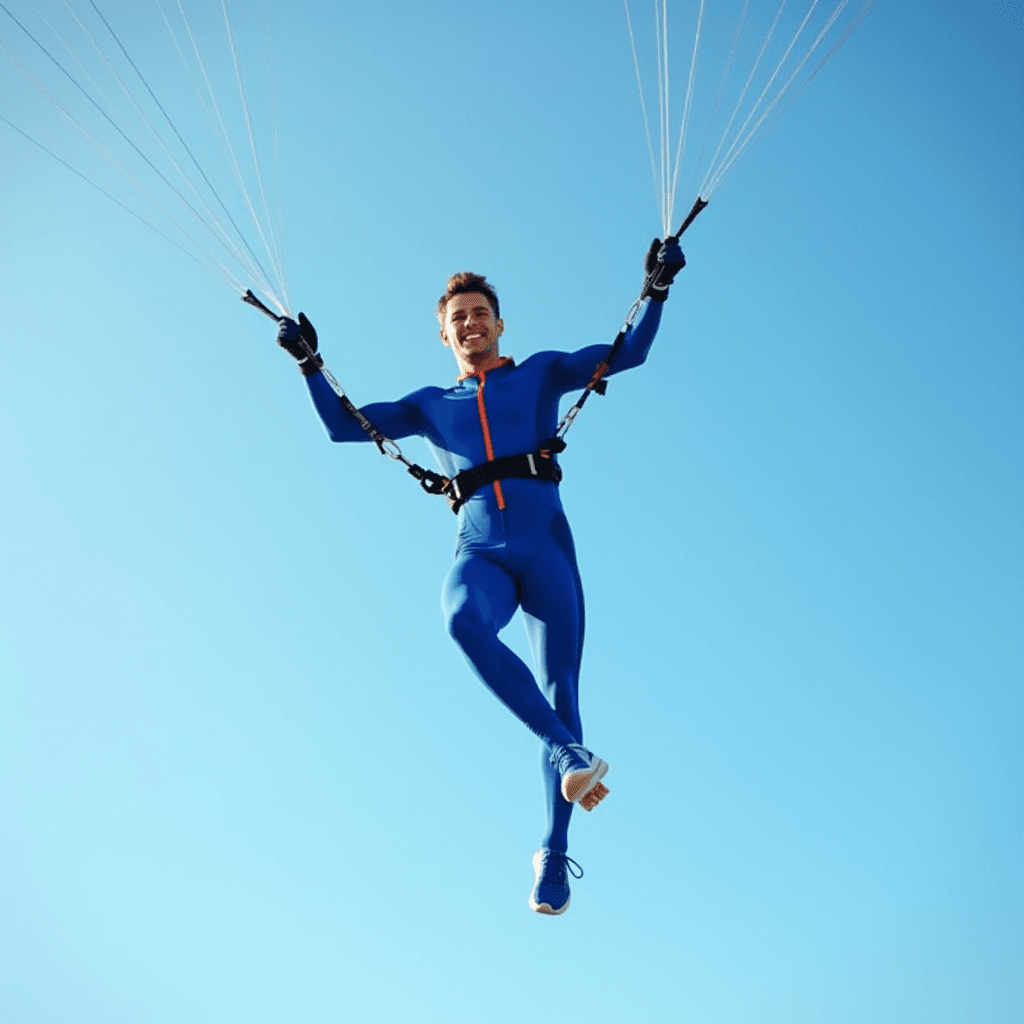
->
[6,3,249,293]
[807,0,874,83]
[667,0,704,231]
[0,108,240,288]
[688,0,748,201]
[0,0,289,312]
[85,0,275,290]
[219,0,289,312]
[0,26,232,280]
[167,0,284,309]
[704,0,857,196]
[653,0,669,235]
[705,0,824,198]
[624,0,872,232]
[696,0,784,200]
[623,0,660,225]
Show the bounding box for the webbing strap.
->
[444,439,566,514]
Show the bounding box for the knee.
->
[441,562,514,649]
[445,601,482,648]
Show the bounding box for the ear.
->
[496,318,505,336]
[440,327,450,347]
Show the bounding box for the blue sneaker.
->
[549,743,609,810]
[529,849,584,915]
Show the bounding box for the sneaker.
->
[549,742,609,811]
[529,849,583,915]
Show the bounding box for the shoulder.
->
[398,384,447,406]
[521,349,567,365]
[516,350,570,374]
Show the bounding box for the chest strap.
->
[444,438,566,514]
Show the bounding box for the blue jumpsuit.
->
[304,299,663,853]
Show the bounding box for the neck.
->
[458,351,505,378]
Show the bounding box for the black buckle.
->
[407,464,450,495]
[539,437,567,455]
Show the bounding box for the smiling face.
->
[440,291,504,375]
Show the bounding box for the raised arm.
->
[276,313,428,443]
[305,372,428,443]
[548,238,685,391]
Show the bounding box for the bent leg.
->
[442,552,578,751]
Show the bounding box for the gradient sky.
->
[2,2,1021,1022]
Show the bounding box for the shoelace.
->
[549,743,590,777]
[541,851,584,886]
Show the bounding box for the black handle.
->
[242,289,283,322]
[668,196,708,242]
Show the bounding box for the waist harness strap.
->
[445,438,566,514]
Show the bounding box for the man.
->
[276,239,684,914]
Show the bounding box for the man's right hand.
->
[277,312,323,376]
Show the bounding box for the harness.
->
[443,438,566,514]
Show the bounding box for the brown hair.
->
[437,271,500,324]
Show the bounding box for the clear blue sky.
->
[2,2,1021,1022]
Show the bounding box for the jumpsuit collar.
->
[457,355,515,382]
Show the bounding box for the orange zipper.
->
[475,371,506,510]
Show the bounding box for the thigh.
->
[442,551,521,636]
[518,515,585,690]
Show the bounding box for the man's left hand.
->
[642,238,686,302]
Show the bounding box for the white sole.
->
[529,896,570,915]
[561,757,610,809]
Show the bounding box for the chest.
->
[429,368,556,460]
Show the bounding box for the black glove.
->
[642,238,686,302]
[276,312,323,376]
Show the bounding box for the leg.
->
[442,552,579,750]
[518,513,593,853]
